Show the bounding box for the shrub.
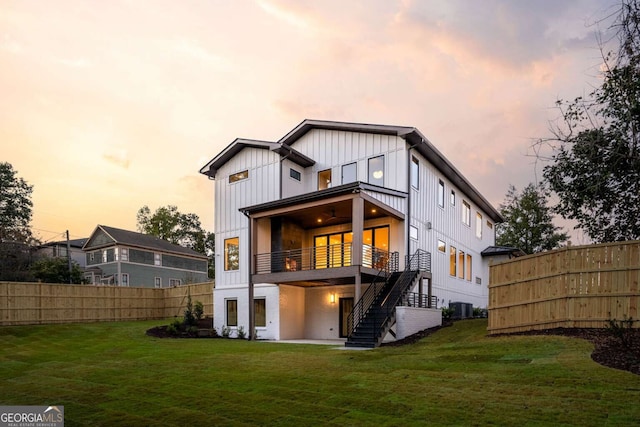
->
[606,315,636,349]
[237,326,246,339]
[441,307,455,321]
[183,293,196,327]
[186,325,199,336]
[194,301,204,321]
[221,325,231,338]
[166,319,183,336]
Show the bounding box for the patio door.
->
[314,232,353,269]
[339,297,354,338]
[363,226,389,268]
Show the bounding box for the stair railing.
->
[378,249,431,332]
[346,249,398,337]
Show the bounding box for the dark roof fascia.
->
[240,181,407,215]
[83,225,207,260]
[277,120,502,223]
[278,119,415,146]
[41,238,88,249]
[199,139,277,178]
[404,129,504,223]
[199,138,315,179]
[481,246,527,258]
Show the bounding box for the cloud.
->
[103,147,130,169]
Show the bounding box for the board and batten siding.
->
[408,150,495,308]
[290,129,408,192]
[214,147,280,289]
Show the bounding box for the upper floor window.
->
[290,168,301,181]
[410,156,419,189]
[438,180,445,208]
[368,155,384,186]
[451,190,456,206]
[462,201,471,226]
[487,220,493,230]
[449,246,457,276]
[121,248,129,262]
[154,253,161,266]
[318,169,332,190]
[224,237,240,271]
[229,170,248,183]
[342,162,357,184]
[437,240,446,253]
[476,212,483,238]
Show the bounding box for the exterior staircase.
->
[346,250,430,348]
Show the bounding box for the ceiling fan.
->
[321,207,350,223]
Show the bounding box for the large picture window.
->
[224,237,240,271]
[368,155,384,186]
[226,299,238,327]
[254,299,266,327]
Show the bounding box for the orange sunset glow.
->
[1,0,616,243]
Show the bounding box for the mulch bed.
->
[146,318,218,339]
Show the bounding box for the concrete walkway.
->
[263,339,372,350]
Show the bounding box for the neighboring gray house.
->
[82,225,209,287]
[37,238,88,268]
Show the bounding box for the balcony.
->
[253,244,399,286]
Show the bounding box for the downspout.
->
[243,209,255,340]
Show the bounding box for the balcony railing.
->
[254,244,396,274]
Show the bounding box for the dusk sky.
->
[1,0,620,244]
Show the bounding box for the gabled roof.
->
[199,119,502,222]
[280,120,503,223]
[199,138,315,179]
[40,238,88,249]
[82,225,207,259]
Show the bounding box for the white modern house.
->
[200,120,503,347]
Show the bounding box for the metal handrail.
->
[401,292,438,309]
[254,244,397,274]
[346,250,399,336]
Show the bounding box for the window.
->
[438,240,446,253]
[254,299,266,327]
[342,162,357,184]
[121,248,128,262]
[102,250,107,263]
[438,180,445,208]
[458,250,465,279]
[411,156,419,189]
[466,254,472,281]
[318,169,332,190]
[226,299,238,327]
[449,246,456,276]
[451,190,456,205]
[169,279,182,287]
[476,212,483,238]
[229,170,248,183]
[289,168,301,181]
[154,253,161,266]
[462,201,471,226]
[368,155,384,186]
[154,277,162,288]
[410,225,418,240]
[121,273,129,287]
[224,237,240,271]
[487,221,493,229]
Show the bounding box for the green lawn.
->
[1,319,638,426]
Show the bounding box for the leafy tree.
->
[496,183,569,254]
[30,257,85,284]
[0,162,37,281]
[538,0,640,242]
[0,162,34,243]
[136,205,215,278]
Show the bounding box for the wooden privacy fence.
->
[488,241,640,335]
[0,281,214,326]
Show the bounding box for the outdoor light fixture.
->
[330,293,336,304]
